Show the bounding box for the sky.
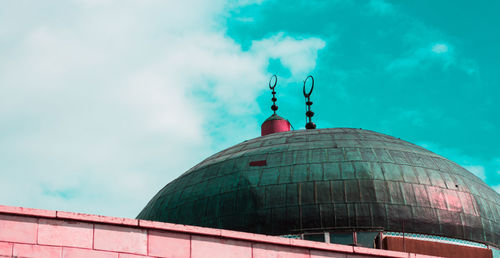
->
[0,0,498,218]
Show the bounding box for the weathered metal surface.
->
[137,128,500,247]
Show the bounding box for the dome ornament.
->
[303,75,314,97]
[269,74,277,90]
[261,75,292,136]
[269,75,278,114]
[303,75,316,129]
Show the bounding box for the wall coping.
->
[0,205,425,258]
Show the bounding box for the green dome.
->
[263,114,287,121]
[137,128,500,247]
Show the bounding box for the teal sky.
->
[0,0,498,218]
[238,0,500,191]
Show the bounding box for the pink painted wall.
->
[0,205,428,258]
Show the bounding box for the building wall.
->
[0,205,427,258]
[383,236,492,258]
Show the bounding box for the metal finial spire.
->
[269,75,278,115]
[303,75,316,129]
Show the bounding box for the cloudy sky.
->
[0,0,498,218]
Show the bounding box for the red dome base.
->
[261,114,291,136]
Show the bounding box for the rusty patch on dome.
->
[249,160,267,166]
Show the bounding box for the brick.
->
[38,218,93,248]
[0,242,13,257]
[0,205,56,218]
[191,235,252,258]
[148,230,190,258]
[353,246,408,257]
[62,247,118,258]
[310,250,347,258]
[94,224,147,255]
[119,254,154,258]
[346,255,375,258]
[0,214,37,244]
[220,229,290,245]
[57,211,138,227]
[290,239,353,253]
[253,243,309,258]
[414,254,440,258]
[139,219,221,237]
[13,243,61,258]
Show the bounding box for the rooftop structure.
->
[1,75,497,257]
[137,128,500,249]
[137,76,500,257]
[0,204,437,258]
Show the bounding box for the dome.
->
[261,114,291,136]
[137,128,500,247]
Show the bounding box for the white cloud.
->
[386,42,455,72]
[432,43,449,54]
[370,5,479,78]
[0,0,325,218]
[251,33,326,77]
[385,36,479,78]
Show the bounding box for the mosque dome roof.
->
[137,128,500,247]
[263,114,287,121]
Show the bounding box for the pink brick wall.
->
[0,242,13,257]
[0,214,37,244]
[0,205,425,258]
[38,219,93,248]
